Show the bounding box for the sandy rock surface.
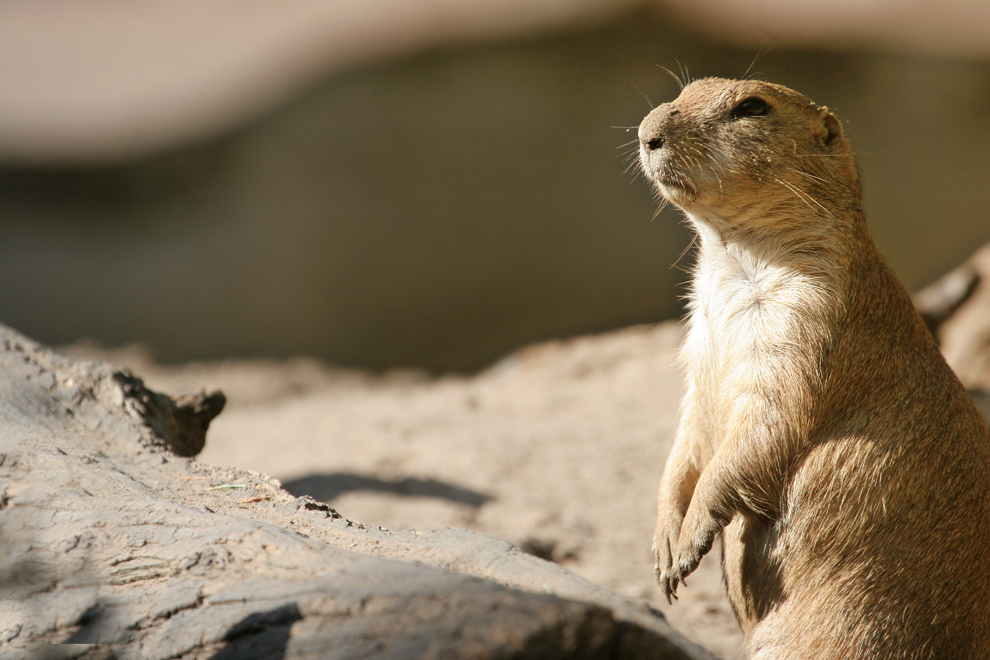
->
[72,323,745,659]
[3,320,716,659]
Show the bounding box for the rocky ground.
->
[68,323,746,659]
[0,322,716,660]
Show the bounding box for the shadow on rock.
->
[283,473,493,508]
[61,602,126,646]
[210,603,303,660]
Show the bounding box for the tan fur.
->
[638,77,990,659]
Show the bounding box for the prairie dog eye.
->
[733,97,769,118]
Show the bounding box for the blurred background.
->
[2,0,989,371]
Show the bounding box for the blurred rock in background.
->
[2,0,990,370]
[916,243,990,394]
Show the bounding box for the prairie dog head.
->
[638,78,860,236]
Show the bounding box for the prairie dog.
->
[638,77,990,659]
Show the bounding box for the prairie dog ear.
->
[820,107,842,145]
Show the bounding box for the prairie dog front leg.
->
[668,396,794,592]
[653,391,710,602]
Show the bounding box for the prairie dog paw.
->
[653,516,683,603]
[671,508,721,588]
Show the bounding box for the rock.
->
[915,242,990,399]
[0,322,714,660]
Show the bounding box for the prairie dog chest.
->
[681,235,830,415]
[687,243,794,367]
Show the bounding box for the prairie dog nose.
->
[638,106,678,151]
